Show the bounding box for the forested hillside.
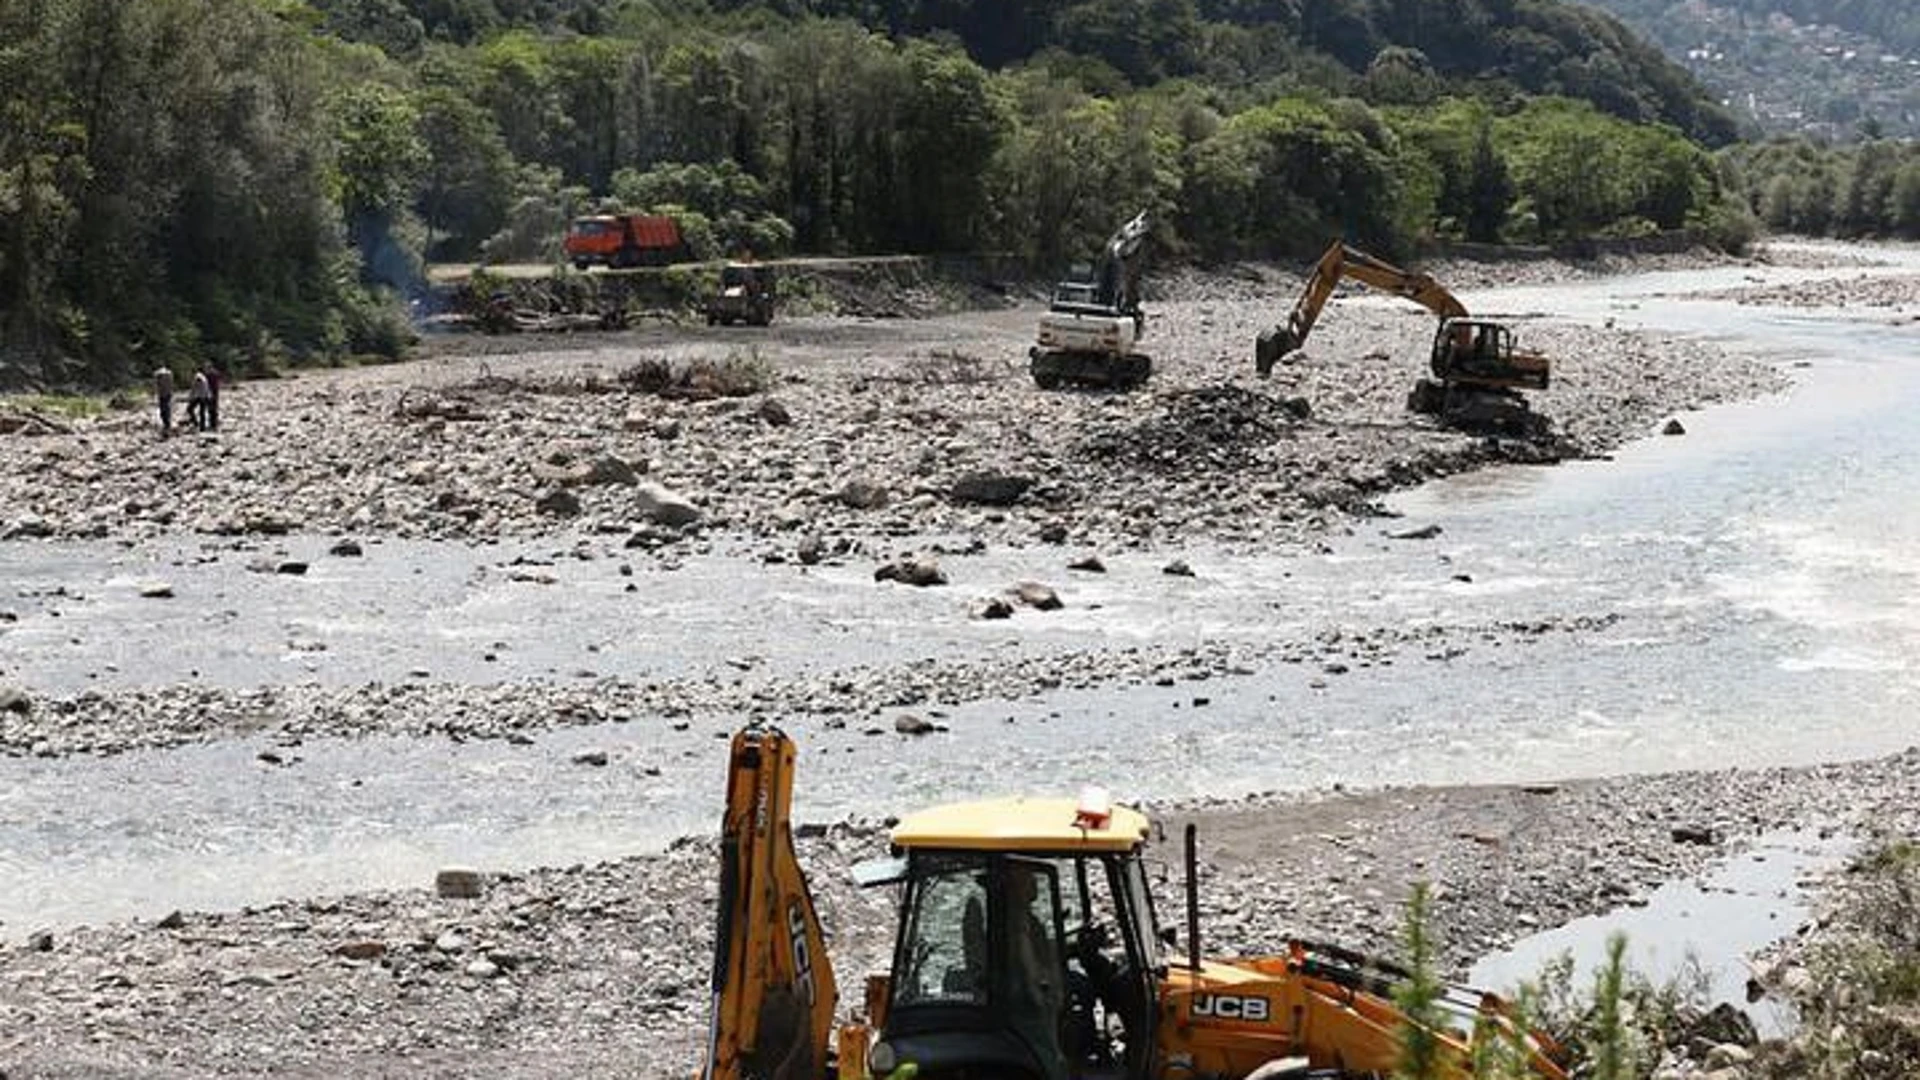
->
[3,0,1755,388]
[1578,0,1920,139]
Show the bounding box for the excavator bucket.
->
[701,726,838,1080]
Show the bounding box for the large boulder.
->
[0,683,31,715]
[634,483,701,528]
[534,488,581,517]
[839,479,890,510]
[875,556,946,587]
[949,471,1033,507]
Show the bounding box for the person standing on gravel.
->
[152,366,176,438]
[187,366,212,432]
[205,363,221,431]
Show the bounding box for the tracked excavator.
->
[1030,211,1154,390]
[701,724,1570,1080]
[1254,242,1550,435]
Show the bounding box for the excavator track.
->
[1030,349,1152,390]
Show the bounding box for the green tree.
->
[1465,119,1513,242]
[415,86,516,260]
[329,83,428,289]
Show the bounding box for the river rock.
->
[1663,418,1687,435]
[0,684,30,715]
[975,597,1014,619]
[1068,554,1106,573]
[329,539,364,557]
[1163,559,1194,577]
[434,867,484,900]
[534,488,581,517]
[1013,582,1062,610]
[949,471,1032,506]
[277,561,309,575]
[757,398,793,426]
[3,516,53,539]
[875,556,945,587]
[1388,524,1443,540]
[334,940,387,961]
[633,483,701,527]
[839,479,890,510]
[139,582,175,599]
[894,714,936,735]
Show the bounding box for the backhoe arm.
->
[1255,242,1468,376]
[701,725,838,1080]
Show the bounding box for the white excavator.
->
[1030,211,1154,391]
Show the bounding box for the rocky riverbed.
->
[3,243,1919,1079]
[2,747,1915,1079]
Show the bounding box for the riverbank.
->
[1,747,1915,1078]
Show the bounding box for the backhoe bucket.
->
[1255,326,1298,377]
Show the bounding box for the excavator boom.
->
[701,725,838,1080]
[1256,242,1467,376]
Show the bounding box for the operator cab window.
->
[894,860,991,1006]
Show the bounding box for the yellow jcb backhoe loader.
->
[1255,242,1551,436]
[700,724,1568,1080]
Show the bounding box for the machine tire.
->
[1407,378,1445,415]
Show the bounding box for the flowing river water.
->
[2,242,1918,941]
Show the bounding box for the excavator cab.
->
[863,797,1162,1080]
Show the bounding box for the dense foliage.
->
[1728,137,1920,239]
[3,0,1754,387]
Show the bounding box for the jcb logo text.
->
[1191,994,1271,1022]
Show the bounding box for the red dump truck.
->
[564,214,688,269]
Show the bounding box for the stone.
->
[894,714,936,735]
[839,479,890,510]
[1704,1043,1753,1069]
[328,539,363,557]
[796,535,825,566]
[1163,559,1194,577]
[949,471,1032,506]
[156,910,185,930]
[1068,554,1106,573]
[535,488,581,517]
[334,940,387,961]
[757,398,793,426]
[27,929,53,952]
[434,931,468,953]
[633,483,701,527]
[435,867,484,900]
[1013,582,1062,610]
[1670,823,1720,846]
[1038,522,1069,544]
[5,516,54,539]
[573,750,610,767]
[0,684,30,715]
[622,407,652,433]
[976,597,1015,619]
[276,561,309,575]
[874,556,946,587]
[464,958,501,979]
[1663,418,1687,435]
[1388,524,1442,540]
[139,582,174,599]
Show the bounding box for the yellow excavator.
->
[1254,242,1551,435]
[701,725,1569,1080]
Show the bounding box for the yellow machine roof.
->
[890,797,1151,853]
